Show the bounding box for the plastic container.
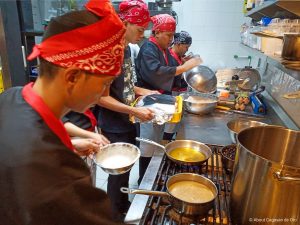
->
[130,95,183,124]
[169,95,183,123]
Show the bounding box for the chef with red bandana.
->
[97,0,158,221]
[135,14,202,183]
[0,0,127,224]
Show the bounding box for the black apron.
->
[0,84,123,225]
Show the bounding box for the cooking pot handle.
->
[136,137,166,150]
[273,171,300,182]
[120,187,169,197]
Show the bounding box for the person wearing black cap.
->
[163,30,194,141]
[0,1,126,224]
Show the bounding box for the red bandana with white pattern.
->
[119,0,150,28]
[27,0,126,76]
[151,14,176,32]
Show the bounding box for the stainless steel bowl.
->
[227,119,267,143]
[93,142,140,175]
[180,92,218,115]
[183,65,217,93]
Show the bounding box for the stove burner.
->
[140,144,232,225]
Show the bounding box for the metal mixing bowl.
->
[227,119,267,143]
[180,92,218,115]
[183,65,217,93]
[93,142,140,175]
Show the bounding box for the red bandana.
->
[27,0,126,76]
[151,14,176,32]
[119,0,150,28]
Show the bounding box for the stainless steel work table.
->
[125,107,286,224]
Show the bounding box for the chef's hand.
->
[88,132,110,147]
[131,107,155,122]
[183,56,203,71]
[182,54,193,63]
[72,138,101,156]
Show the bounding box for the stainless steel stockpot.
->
[230,126,300,225]
[226,119,267,143]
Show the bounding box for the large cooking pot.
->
[230,126,300,225]
[136,137,212,166]
[121,173,218,216]
[226,119,267,143]
[281,34,300,60]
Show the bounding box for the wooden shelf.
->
[246,0,300,21]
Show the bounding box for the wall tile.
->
[174,0,258,69]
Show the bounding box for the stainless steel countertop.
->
[125,106,287,224]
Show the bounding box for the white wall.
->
[172,0,258,71]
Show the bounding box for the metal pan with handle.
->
[121,173,218,216]
[136,137,212,166]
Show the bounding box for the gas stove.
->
[139,144,232,225]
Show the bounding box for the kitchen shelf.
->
[246,0,300,21]
[240,44,300,81]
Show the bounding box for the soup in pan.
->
[169,181,215,203]
[169,147,206,162]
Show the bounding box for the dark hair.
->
[39,10,100,77]
[39,58,62,78]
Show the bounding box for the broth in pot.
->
[169,181,215,203]
[169,147,207,162]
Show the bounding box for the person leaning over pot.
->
[135,14,202,184]
[0,1,126,224]
[163,30,194,141]
[96,0,158,221]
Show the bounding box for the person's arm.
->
[98,96,154,122]
[64,122,110,146]
[71,138,101,156]
[175,56,203,76]
[134,86,160,96]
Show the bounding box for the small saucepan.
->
[121,173,218,216]
[136,137,212,166]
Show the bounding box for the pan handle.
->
[273,171,300,182]
[136,137,166,150]
[120,187,169,197]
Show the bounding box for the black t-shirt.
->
[0,87,122,225]
[62,111,92,131]
[97,47,136,133]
